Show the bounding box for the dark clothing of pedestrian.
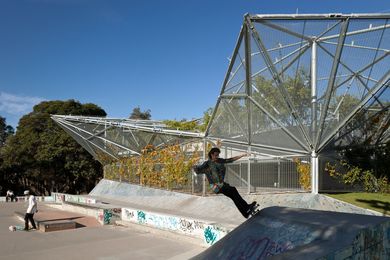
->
[24,213,37,230]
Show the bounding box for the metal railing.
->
[225,158,308,193]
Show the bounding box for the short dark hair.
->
[208,147,221,159]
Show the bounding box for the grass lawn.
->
[325,192,390,215]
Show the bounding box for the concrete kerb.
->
[0,196,54,202]
[50,192,233,246]
[50,192,122,225]
[120,206,231,246]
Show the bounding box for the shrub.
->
[325,161,390,193]
[294,159,311,191]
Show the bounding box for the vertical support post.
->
[191,167,194,194]
[311,151,319,194]
[244,17,253,194]
[247,146,252,194]
[202,139,207,196]
[239,161,242,187]
[244,17,252,147]
[311,41,317,145]
[310,40,319,194]
[277,158,281,188]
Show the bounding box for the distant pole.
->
[311,41,319,194]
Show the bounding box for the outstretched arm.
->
[225,153,249,163]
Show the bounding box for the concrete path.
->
[0,203,204,260]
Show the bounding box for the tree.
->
[0,100,106,195]
[163,119,199,131]
[0,116,14,146]
[129,106,151,120]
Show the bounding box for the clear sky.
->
[0,0,389,129]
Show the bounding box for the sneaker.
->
[247,201,257,211]
[246,201,258,214]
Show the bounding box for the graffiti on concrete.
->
[326,221,390,259]
[137,210,146,224]
[104,210,113,224]
[96,208,121,225]
[121,207,229,245]
[204,226,218,245]
[180,219,204,232]
[228,236,289,259]
[222,217,317,259]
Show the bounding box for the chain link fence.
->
[104,156,311,195]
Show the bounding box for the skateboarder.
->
[24,190,38,231]
[193,147,258,218]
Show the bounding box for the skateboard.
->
[247,202,260,217]
[9,225,25,231]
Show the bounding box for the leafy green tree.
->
[252,68,311,126]
[162,108,212,132]
[0,100,106,195]
[163,119,199,131]
[129,106,151,120]
[0,116,14,146]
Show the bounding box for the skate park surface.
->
[2,179,389,259]
[0,202,204,260]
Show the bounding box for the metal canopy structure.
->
[205,13,390,193]
[51,115,204,161]
[52,13,389,194]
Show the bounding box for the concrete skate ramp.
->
[192,207,390,259]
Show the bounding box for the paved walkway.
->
[0,202,205,260]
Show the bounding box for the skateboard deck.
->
[9,225,25,231]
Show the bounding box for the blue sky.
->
[0,0,389,129]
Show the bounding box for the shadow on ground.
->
[356,199,390,216]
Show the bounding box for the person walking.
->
[24,190,38,231]
[193,147,257,218]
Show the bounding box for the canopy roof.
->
[51,115,203,161]
[206,13,389,155]
[53,13,390,161]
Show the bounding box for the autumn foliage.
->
[104,144,201,191]
[294,158,311,191]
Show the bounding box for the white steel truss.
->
[52,13,390,194]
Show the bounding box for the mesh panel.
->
[318,18,390,145]
[331,83,389,149]
[250,98,308,151]
[224,36,247,95]
[208,98,249,142]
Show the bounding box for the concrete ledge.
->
[116,220,207,247]
[49,192,233,245]
[14,211,76,232]
[0,196,54,202]
[39,220,76,232]
[61,201,121,225]
[52,192,97,205]
[121,207,232,246]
